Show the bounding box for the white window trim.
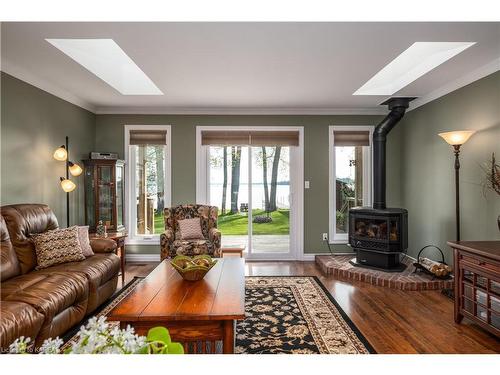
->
[195,126,304,261]
[328,125,374,244]
[124,125,172,245]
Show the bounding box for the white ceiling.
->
[1,22,499,114]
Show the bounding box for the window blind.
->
[201,130,299,146]
[129,130,168,145]
[333,130,370,146]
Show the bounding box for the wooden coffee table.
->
[107,257,245,354]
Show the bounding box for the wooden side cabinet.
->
[83,159,125,232]
[448,241,500,337]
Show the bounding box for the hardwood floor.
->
[119,260,500,354]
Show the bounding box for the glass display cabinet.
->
[83,159,125,232]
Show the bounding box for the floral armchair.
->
[160,204,221,260]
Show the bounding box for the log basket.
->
[412,245,452,280]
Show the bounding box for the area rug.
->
[237,276,374,354]
[62,276,375,354]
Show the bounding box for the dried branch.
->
[481,153,500,196]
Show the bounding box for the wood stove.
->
[348,97,415,271]
[349,207,408,270]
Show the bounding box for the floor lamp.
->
[53,136,83,227]
[438,130,476,241]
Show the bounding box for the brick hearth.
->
[315,255,453,291]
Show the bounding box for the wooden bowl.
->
[171,255,217,281]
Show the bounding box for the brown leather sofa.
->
[0,204,120,350]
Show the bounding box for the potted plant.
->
[9,316,184,354]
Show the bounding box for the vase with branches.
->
[481,153,500,231]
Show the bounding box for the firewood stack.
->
[418,257,453,277]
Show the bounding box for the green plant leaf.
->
[166,342,184,354]
[146,327,171,345]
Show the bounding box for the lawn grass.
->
[218,209,289,235]
[153,209,290,236]
[154,213,164,234]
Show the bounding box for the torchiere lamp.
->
[53,136,83,227]
[438,130,476,241]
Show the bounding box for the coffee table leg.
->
[222,320,235,354]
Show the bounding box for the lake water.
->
[209,183,290,210]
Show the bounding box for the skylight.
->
[353,42,475,96]
[46,39,163,95]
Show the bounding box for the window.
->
[329,126,373,243]
[125,125,171,243]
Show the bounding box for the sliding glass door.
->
[208,146,249,250]
[200,128,302,260]
[250,146,290,254]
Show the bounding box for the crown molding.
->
[1,61,97,113]
[408,58,500,111]
[94,106,387,115]
[3,57,498,117]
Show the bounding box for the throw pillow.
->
[177,218,204,240]
[31,226,85,270]
[78,226,94,257]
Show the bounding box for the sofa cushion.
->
[35,253,120,312]
[1,272,54,299]
[31,226,85,270]
[2,272,89,320]
[1,215,21,281]
[78,226,94,257]
[172,239,214,256]
[0,301,45,351]
[36,253,120,288]
[1,204,59,274]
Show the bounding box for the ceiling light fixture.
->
[353,42,476,96]
[46,39,163,95]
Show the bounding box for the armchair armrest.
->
[90,238,117,253]
[208,227,221,257]
[162,228,175,243]
[160,228,175,260]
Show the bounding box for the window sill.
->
[329,239,349,245]
[126,237,161,246]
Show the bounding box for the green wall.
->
[400,71,500,264]
[1,73,96,225]
[94,114,406,255]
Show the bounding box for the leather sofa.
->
[0,204,120,350]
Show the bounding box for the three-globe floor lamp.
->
[438,130,476,242]
[53,136,83,227]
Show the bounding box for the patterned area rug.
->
[62,276,375,354]
[237,277,374,354]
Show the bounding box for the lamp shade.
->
[68,161,83,177]
[53,145,68,161]
[438,130,476,146]
[60,177,76,192]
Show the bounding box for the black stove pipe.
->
[373,97,415,210]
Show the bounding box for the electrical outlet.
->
[322,233,328,241]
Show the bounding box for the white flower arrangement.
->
[9,316,183,354]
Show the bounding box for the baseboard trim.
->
[126,254,161,263]
[126,252,357,262]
